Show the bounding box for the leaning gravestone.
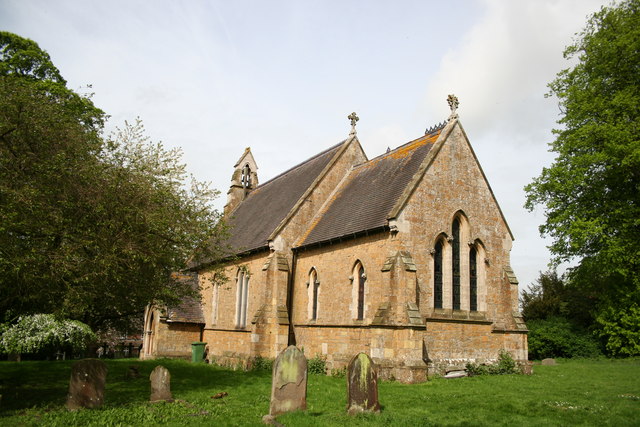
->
[347,352,380,415]
[268,345,307,416]
[150,365,173,402]
[66,359,108,410]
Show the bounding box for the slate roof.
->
[299,129,442,248]
[226,142,344,254]
[166,272,204,324]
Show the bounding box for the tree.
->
[520,270,596,328]
[520,270,568,321]
[0,32,227,331]
[0,31,104,130]
[0,31,64,82]
[525,0,640,355]
[521,271,602,359]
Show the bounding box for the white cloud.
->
[426,0,602,136]
[424,0,605,289]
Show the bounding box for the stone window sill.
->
[425,309,491,324]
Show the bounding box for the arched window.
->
[469,246,478,311]
[308,268,320,320]
[471,240,487,312]
[235,269,249,328]
[434,240,444,309]
[452,218,461,310]
[241,164,252,188]
[353,262,366,320]
[211,275,220,325]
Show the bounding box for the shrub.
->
[466,350,521,376]
[527,316,602,360]
[252,356,273,371]
[308,354,327,375]
[330,366,347,378]
[0,314,96,356]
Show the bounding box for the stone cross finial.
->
[348,112,359,136]
[447,94,459,120]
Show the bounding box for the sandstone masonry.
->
[141,111,528,381]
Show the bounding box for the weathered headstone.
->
[126,365,140,379]
[150,365,173,402]
[66,359,108,410]
[347,352,380,415]
[541,358,557,366]
[268,345,307,416]
[521,361,534,375]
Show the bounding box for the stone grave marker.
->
[347,352,380,415]
[150,365,173,402]
[66,359,108,410]
[541,358,557,366]
[444,370,467,379]
[126,365,140,379]
[268,345,307,416]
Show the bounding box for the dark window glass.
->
[236,271,244,327]
[311,271,319,320]
[470,247,478,311]
[452,219,461,310]
[434,241,443,309]
[357,265,365,320]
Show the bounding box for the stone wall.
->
[200,251,271,363]
[203,329,253,367]
[293,233,396,325]
[153,322,201,359]
[398,122,518,326]
[294,325,427,383]
[199,251,267,331]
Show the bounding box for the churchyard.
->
[0,356,638,426]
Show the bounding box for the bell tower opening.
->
[224,148,259,215]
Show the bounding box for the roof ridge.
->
[425,120,447,135]
[359,126,443,166]
[255,139,346,189]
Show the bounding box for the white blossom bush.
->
[0,314,96,355]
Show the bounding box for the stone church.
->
[141,97,528,382]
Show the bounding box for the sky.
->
[1,0,607,291]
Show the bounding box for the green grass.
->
[1,358,639,426]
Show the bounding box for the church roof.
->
[299,128,442,248]
[165,272,204,324]
[226,142,344,253]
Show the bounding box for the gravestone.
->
[268,345,307,416]
[126,365,140,379]
[541,358,557,366]
[521,361,534,375]
[347,352,380,414]
[150,365,173,402]
[444,370,467,379]
[66,359,108,410]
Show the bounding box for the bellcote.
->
[224,147,259,215]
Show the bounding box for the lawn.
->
[0,358,638,426]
